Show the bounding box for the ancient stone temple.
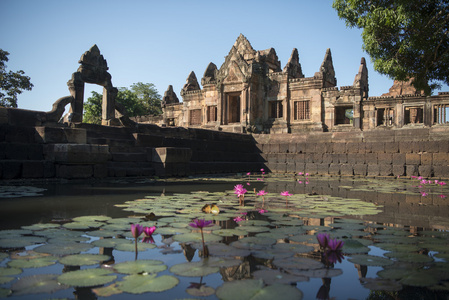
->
[159,34,449,133]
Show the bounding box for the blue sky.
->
[1,0,447,111]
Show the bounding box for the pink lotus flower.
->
[233,216,244,222]
[257,190,267,196]
[144,226,156,236]
[258,209,267,214]
[326,249,344,264]
[298,172,303,175]
[327,238,344,251]
[421,192,428,197]
[247,172,251,176]
[281,191,292,197]
[305,173,309,176]
[439,194,447,198]
[260,168,264,172]
[316,233,330,249]
[439,181,447,186]
[257,178,263,181]
[131,224,144,238]
[189,218,214,229]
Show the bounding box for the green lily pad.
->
[252,269,308,284]
[92,284,122,297]
[63,221,104,230]
[72,215,111,222]
[21,223,60,231]
[230,236,276,250]
[212,228,249,237]
[170,260,220,277]
[274,257,324,271]
[114,242,156,252]
[216,279,303,300]
[11,274,68,296]
[58,254,110,266]
[272,243,314,253]
[207,244,251,257]
[0,252,8,261]
[58,268,117,287]
[186,284,215,297]
[237,226,269,233]
[34,242,93,255]
[342,239,370,254]
[0,276,14,284]
[384,252,434,263]
[172,232,223,244]
[154,227,191,235]
[117,274,179,294]
[91,238,131,248]
[348,255,394,267]
[8,256,57,268]
[399,270,440,287]
[113,260,167,274]
[0,267,22,276]
[291,268,343,278]
[88,229,120,238]
[360,278,403,291]
[0,236,47,248]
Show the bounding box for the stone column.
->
[67,73,85,123]
[101,87,117,125]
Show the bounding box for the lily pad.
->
[92,284,122,297]
[11,274,68,295]
[274,257,324,271]
[21,223,60,231]
[348,255,394,267]
[58,254,110,266]
[360,278,402,291]
[34,242,93,255]
[272,243,314,253]
[114,242,156,252]
[57,268,117,287]
[91,238,131,248]
[172,232,223,244]
[170,260,220,277]
[252,269,308,284]
[212,228,249,237]
[0,276,14,284]
[0,267,22,276]
[186,284,215,297]
[117,274,179,294]
[72,215,111,222]
[207,244,251,257]
[384,251,434,263]
[216,279,303,300]
[113,260,167,274]
[291,268,343,278]
[8,256,57,268]
[0,236,46,248]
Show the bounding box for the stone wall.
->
[254,127,449,178]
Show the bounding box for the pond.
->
[0,174,448,299]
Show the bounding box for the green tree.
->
[332,0,449,95]
[0,49,33,107]
[130,82,162,115]
[83,82,162,124]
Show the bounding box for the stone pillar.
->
[101,87,117,125]
[67,73,85,123]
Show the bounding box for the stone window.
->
[434,104,449,124]
[335,106,353,125]
[189,109,201,125]
[376,108,394,126]
[404,106,423,124]
[269,101,283,119]
[207,106,217,122]
[167,118,175,126]
[294,100,310,120]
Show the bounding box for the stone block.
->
[434,165,449,178]
[64,128,87,144]
[406,165,419,177]
[346,142,359,154]
[295,163,305,174]
[418,165,433,178]
[379,164,393,176]
[367,164,380,176]
[369,142,385,153]
[393,153,406,165]
[332,142,346,154]
[287,143,297,154]
[5,143,28,159]
[152,147,192,163]
[274,163,287,173]
[134,133,164,147]
[377,153,393,164]
[421,153,433,165]
[276,154,287,163]
[328,164,340,175]
[338,154,348,164]
[35,127,66,143]
[384,142,399,153]
[322,153,333,164]
[56,164,93,179]
[353,164,367,176]
[405,153,421,165]
[313,153,323,163]
[438,140,449,153]
[1,160,21,179]
[93,164,108,178]
[269,143,280,153]
[305,163,318,175]
[293,153,305,163]
[279,143,289,153]
[392,165,405,177]
[432,153,448,166]
[22,161,44,178]
[285,154,296,164]
[340,164,353,176]
[286,162,296,173]
[43,161,55,178]
[305,143,317,153]
[304,153,314,163]
[365,153,378,165]
[28,144,44,160]
[296,142,306,153]
[112,152,147,162]
[316,164,329,175]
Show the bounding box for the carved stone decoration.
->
[353,57,369,99]
[181,71,201,95]
[65,44,124,125]
[201,62,218,86]
[283,48,304,79]
[317,48,337,87]
[162,85,179,107]
[381,78,424,97]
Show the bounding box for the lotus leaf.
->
[251,249,294,260]
[57,268,117,287]
[0,252,8,261]
[207,244,251,257]
[360,278,403,291]
[399,270,440,287]
[237,226,269,233]
[58,254,110,266]
[47,235,90,243]
[34,242,93,255]
[172,232,223,244]
[186,284,215,297]
[170,261,220,277]
[0,267,21,276]
[342,239,370,254]
[230,236,276,250]
[289,234,317,244]
[91,238,131,248]
[291,268,343,278]
[72,215,111,222]
[215,279,303,300]
[8,256,57,268]
[0,276,14,284]
[88,229,120,238]
[0,236,46,248]
[252,269,308,284]
[154,227,191,235]
[348,255,394,267]
[113,259,166,274]
[21,223,60,231]
[384,251,434,263]
[274,257,324,271]
[272,243,315,253]
[115,242,156,252]
[212,228,248,237]
[11,274,68,296]
[63,221,104,230]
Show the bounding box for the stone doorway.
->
[227,93,241,124]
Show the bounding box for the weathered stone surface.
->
[152,147,192,163]
[22,161,44,178]
[56,164,93,179]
